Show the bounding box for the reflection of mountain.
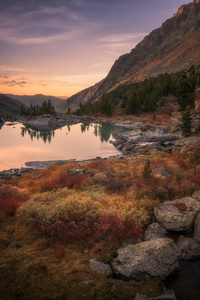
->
[21,126,55,143]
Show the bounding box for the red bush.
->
[176,158,186,169]
[53,241,65,259]
[0,185,29,215]
[31,212,143,245]
[175,202,187,212]
[40,172,89,191]
[106,177,132,193]
[193,175,200,187]
[94,214,143,244]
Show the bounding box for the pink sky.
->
[0,0,191,98]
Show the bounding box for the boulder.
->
[152,166,172,178]
[176,235,200,260]
[89,259,113,277]
[134,293,148,300]
[111,238,179,281]
[68,168,84,176]
[154,197,200,231]
[172,136,200,153]
[194,212,200,241]
[192,190,200,201]
[144,222,167,241]
[150,290,177,300]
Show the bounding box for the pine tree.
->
[143,159,152,179]
[181,106,193,137]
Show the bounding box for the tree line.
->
[21,100,56,116]
[74,65,200,116]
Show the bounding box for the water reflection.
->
[20,123,127,144]
[21,126,55,143]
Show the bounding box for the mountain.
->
[6,94,64,108]
[0,94,27,120]
[56,80,103,112]
[61,0,200,112]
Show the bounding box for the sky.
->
[0,0,192,98]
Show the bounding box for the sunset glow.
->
[0,0,191,98]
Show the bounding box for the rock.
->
[144,222,167,241]
[192,190,200,201]
[194,212,200,241]
[89,259,113,277]
[152,166,172,178]
[111,238,179,281]
[154,197,200,231]
[134,293,148,300]
[150,290,177,300]
[173,136,200,153]
[176,235,200,260]
[68,168,84,176]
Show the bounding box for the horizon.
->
[0,0,191,98]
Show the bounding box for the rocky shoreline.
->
[89,190,200,300]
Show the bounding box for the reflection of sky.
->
[0,122,124,171]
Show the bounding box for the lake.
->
[0,122,127,171]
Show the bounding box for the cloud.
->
[0,79,27,87]
[0,65,25,72]
[98,33,147,43]
[92,62,111,67]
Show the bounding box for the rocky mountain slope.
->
[7,94,64,108]
[0,94,26,119]
[60,0,200,112]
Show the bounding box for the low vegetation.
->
[1,139,200,299]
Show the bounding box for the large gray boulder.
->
[172,136,200,153]
[89,259,113,277]
[111,238,179,281]
[154,197,200,231]
[144,222,167,241]
[194,212,200,241]
[176,235,200,261]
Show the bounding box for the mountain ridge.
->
[60,0,200,112]
[6,94,64,108]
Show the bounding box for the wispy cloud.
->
[0,66,25,72]
[92,62,111,67]
[98,33,147,43]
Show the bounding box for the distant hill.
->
[6,94,64,108]
[60,0,200,112]
[0,94,27,120]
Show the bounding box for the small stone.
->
[134,293,148,300]
[176,235,200,260]
[89,259,113,277]
[192,190,200,201]
[144,222,167,241]
[194,212,200,241]
[150,290,177,299]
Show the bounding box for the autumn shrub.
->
[17,188,146,244]
[0,185,29,215]
[94,214,143,244]
[52,241,66,259]
[40,172,90,191]
[85,159,106,170]
[176,158,187,169]
[106,177,132,193]
[192,174,200,187]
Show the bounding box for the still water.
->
[0,122,126,171]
